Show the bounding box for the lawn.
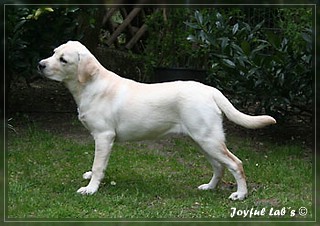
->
[6,122,313,221]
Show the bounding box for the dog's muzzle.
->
[38,61,46,74]
[38,61,46,71]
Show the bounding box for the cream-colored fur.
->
[38,41,276,200]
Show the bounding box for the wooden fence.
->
[102,7,155,50]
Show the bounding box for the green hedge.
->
[185,8,313,122]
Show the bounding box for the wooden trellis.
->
[102,7,153,50]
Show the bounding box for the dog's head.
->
[38,41,98,83]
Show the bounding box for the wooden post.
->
[120,8,135,37]
[125,23,147,49]
[106,8,142,46]
[102,8,117,26]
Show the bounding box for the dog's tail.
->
[212,88,276,129]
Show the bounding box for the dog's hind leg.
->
[197,139,248,200]
[221,144,248,200]
[198,157,225,190]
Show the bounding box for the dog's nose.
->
[38,61,46,71]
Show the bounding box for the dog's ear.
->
[77,53,99,83]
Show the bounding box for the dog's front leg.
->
[77,132,115,195]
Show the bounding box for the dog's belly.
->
[114,119,184,142]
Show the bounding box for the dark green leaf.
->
[204,33,216,45]
[215,21,222,29]
[232,23,239,35]
[253,20,264,33]
[255,79,263,88]
[219,37,229,50]
[301,32,312,44]
[184,21,200,29]
[222,59,236,68]
[212,53,228,59]
[241,41,250,55]
[242,22,251,32]
[252,43,269,55]
[13,19,27,33]
[230,43,243,54]
[187,35,196,42]
[248,67,259,76]
[216,12,222,21]
[236,55,248,67]
[266,31,281,48]
[195,10,203,25]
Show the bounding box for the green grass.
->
[6,126,313,221]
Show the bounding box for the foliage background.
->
[5,5,315,123]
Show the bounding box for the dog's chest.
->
[77,107,90,129]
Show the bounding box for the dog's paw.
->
[77,186,97,195]
[228,191,247,201]
[83,171,92,180]
[198,183,214,190]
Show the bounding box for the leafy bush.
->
[278,8,313,49]
[186,9,312,122]
[6,7,78,82]
[143,9,208,72]
[6,6,100,87]
[144,8,190,68]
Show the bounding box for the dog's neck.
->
[63,68,122,107]
[64,79,83,106]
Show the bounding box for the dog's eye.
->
[59,57,68,64]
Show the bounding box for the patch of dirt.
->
[254,198,280,207]
[8,78,76,113]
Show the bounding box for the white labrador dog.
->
[38,41,276,200]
